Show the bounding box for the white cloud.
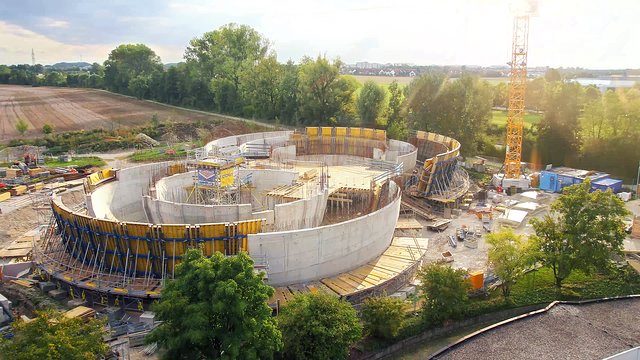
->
[0,21,110,64]
[40,17,70,28]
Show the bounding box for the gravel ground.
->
[436,298,640,360]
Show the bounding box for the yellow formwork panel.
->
[200,223,226,255]
[321,127,333,137]
[363,128,374,139]
[306,127,319,137]
[375,129,386,141]
[234,219,263,252]
[349,128,361,138]
[98,218,124,272]
[160,224,189,273]
[125,222,153,274]
[335,127,347,137]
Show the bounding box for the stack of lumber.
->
[64,306,96,321]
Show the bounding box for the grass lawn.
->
[490,110,542,130]
[44,156,106,168]
[490,110,542,129]
[128,146,188,162]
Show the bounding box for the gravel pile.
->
[436,298,640,360]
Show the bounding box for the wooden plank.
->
[395,218,423,230]
[320,278,352,296]
[0,248,32,258]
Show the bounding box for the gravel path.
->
[436,298,640,360]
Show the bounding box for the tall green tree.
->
[297,56,358,125]
[407,73,492,153]
[536,82,582,166]
[544,68,562,83]
[486,229,535,299]
[278,60,299,125]
[357,80,386,127]
[185,23,270,114]
[385,80,405,125]
[146,249,282,359]
[241,55,282,119]
[0,310,108,360]
[492,81,508,108]
[278,292,362,360]
[525,77,547,111]
[530,180,629,288]
[103,44,163,94]
[418,263,470,325]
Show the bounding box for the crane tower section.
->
[504,15,529,179]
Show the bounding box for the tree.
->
[278,292,362,360]
[492,81,508,108]
[536,82,582,166]
[360,296,405,340]
[297,56,357,125]
[357,80,386,127]
[407,73,492,153]
[241,55,282,119]
[530,179,629,288]
[15,118,28,135]
[186,23,270,114]
[525,77,546,111]
[418,263,469,325]
[544,68,562,83]
[42,123,53,134]
[486,229,535,299]
[385,80,405,125]
[128,74,151,99]
[279,60,299,125]
[146,249,282,359]
[104,44,163,94]
[0,310,108,360]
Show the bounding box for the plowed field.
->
[0,85,250,141]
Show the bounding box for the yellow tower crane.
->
[504,15,529,179]
[493,13,532,192]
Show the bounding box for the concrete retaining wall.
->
[248,181,401,285]
[143,196,254,224]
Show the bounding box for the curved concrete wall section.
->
[248,181,401,286]
[155,171,193,203]
[204,131,293,155]
[51,195,265,279]
[273,189,328,231]
[88,161,174,222]
[143,196,254,224]
[388,139,418,173]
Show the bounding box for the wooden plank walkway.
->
[272,236,428,306]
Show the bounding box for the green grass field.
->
[490,110,542,130]
[128,146,188,162]
[44,156,106,168]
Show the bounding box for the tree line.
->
[1,23,638,181]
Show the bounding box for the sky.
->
[0,0,638,69]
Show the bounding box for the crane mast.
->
[504,15,529,179]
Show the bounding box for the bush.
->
[418,263,470,326]
[361,296,405,340]
[42,123,53,134]
[278,292,362,360]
